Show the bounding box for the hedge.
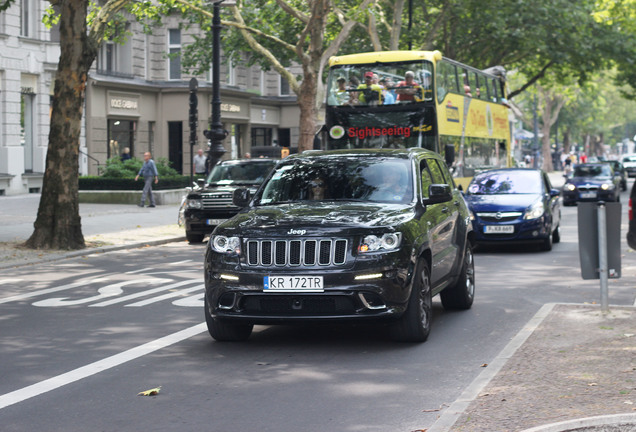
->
[79,176,191,190]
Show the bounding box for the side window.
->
[473,72,482,99]
[491,78,499,102]
[437,160,456,188]
[420,160,433,198]
[427,159,446,185]
[483,77,492,101]
[436,61,459,102]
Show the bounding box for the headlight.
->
[359,233,402,253]
[211,236,241,254]
[564,184,576,191]
[600,183,614,190]
[524,200,545,220]
[186,198,203,209]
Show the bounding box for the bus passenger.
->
[357,71,383,105]
[379,77,396,105]
[328,76,350,105]
[396,71,421,102]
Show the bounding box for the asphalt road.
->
[1,190,635,432]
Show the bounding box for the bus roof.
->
[329,50,443,67]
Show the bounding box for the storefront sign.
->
[107,91,141,116]
[221,103,241,113]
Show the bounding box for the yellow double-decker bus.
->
[322,50,511,187]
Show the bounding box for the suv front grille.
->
[201,193,235,209]
[246,238,348,267]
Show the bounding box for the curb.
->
[520,413,636,432]
[0,235,186,270]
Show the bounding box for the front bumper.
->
[184,209,237,235]
[562,189,616,204]
[204,254,413,324]
[472,215,551,243]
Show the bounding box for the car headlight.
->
[186,198,203,209]
[564,184,576,191]
[358,233,402,253]
[524,200,545,220]
[600,183,615,190]
[211,236,241,254]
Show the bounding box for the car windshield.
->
[256,157,414,205]
[623,156,636,163]
[466,170,542,195]
[206,160,277,186]
[573,164,611,178]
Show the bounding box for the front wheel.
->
[440,243,475,310]
[389,259,432,343]
[204,294,253,342]
[552,224,561,244]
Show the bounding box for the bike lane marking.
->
[125,284,203,307]
[0,322,208,411]
[88,280,198,307]
[0,278,110,305]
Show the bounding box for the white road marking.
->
[32,278,170,307]
[0,278,110,305]
[0,323,207,411]
[125,284,203,307]
[0,278,23,286]
[168,260,193,266]
[90,280,199,307]
[172,292,205,308]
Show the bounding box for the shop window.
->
[108,119,137,159]
[251,127,272,147]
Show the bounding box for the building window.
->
[97,24,133,77]
[107,119,137,159]
[251,127,272,147]
[168,28,181,80]
[280,75,290,96]
[21,89,35,172]
[21,0,38,38]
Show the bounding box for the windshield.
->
[327,60,433,107]
[623,156,636,163]
[256,157,413,205]
[206,160,277,186]
[573,164,612,178]
[467,170,542,195]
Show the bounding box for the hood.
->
[567,176,612,186]
[216,202,416,236]
[464,193,541,213]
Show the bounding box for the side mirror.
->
[444,144,455,167]
[426,184,452,204]
[196,178,206,189]
[549,188,560,198]
[232,188,251,208]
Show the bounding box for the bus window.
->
[491,78,499,102]
[483,78,492,101]
[436,61,459,102]
[462,70,471,97]
[473,72,482,99]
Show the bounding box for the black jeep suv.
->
[183,158,277,243]
[204,148,475,342]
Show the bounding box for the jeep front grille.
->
[201,193,235,210]
[246,238,348,267]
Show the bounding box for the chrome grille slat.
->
[244,238,348,267]
[201,193,235,210]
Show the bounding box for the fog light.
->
[532,230,539,237]
[355,273,383,281]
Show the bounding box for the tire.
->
[204,294,253,342]
[552,224,561,244]
[540,231,553,251]
[186,231,205,244]
[389,259,432,343]
[440,243,475,310]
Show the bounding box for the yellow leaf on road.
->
[138,386,161,396]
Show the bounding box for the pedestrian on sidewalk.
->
[135,152,159,207]
[193,148,207,176]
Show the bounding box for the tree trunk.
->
[24,0,97,250]
[297,73,318,152]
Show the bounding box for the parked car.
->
[463,168,561,251]
[204,148,475,342]
[604,160,628,191]
[183,158,278,243]
[628,180,636,249]
[621,153,636,178]
[562,163,621,206]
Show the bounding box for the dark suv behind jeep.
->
[204,148,475,342]
[183,158,277,243]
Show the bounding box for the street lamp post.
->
[203,0,230,173]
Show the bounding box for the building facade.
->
[0,0,60,195]
[83,16,301,177]
[0,5,301,195]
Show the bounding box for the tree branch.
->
[89,0,132,44]
[275,0,309,24]
[507,60,555,99]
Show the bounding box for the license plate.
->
[264,276,324,292]
[484,225,514,234]
[206,219,226,226]
[580,192,597,199]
